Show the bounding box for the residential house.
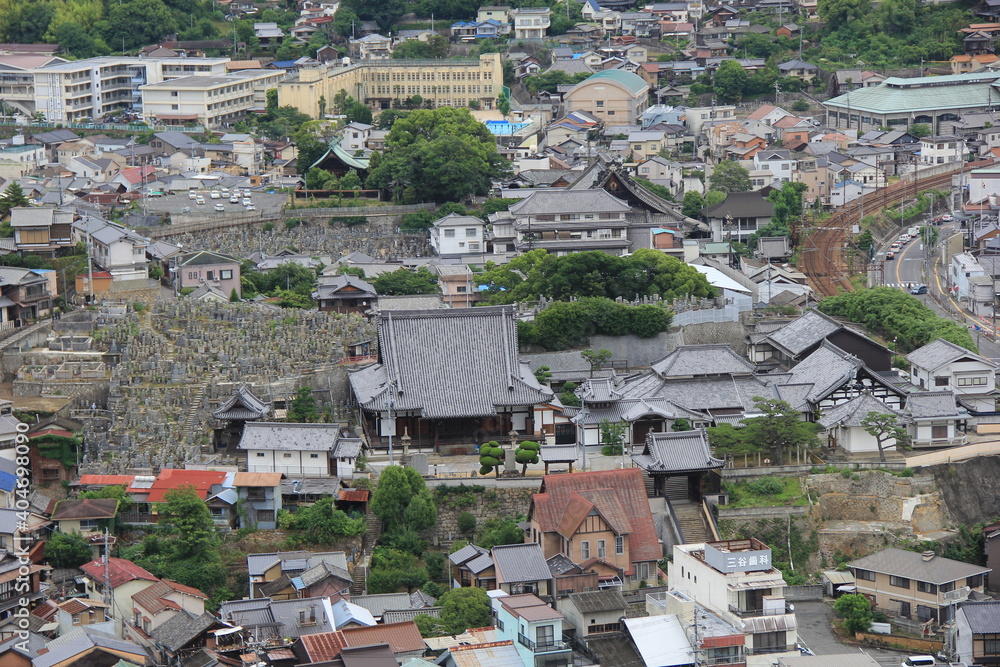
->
[818,391,908,455]
[906,338,999,412]
[131,579,208,640]
[149,611,242,664]
[528,467,662,589]
[627,129,666,161]
[702,189,776,243]
[564,70,650,125]
[257,560,353,601]
[492,543,554,596]
[429,213,486,258]
[830,178,875,207]
[0,266,53,322]
[175,250,241,298]
[492,592,572,667]
[292,621,427,664]
[450,543,497,589]
[232,472,283,529]
[27,626,149,667]
[560,590,628,638]
[436,264,482,308]
[478,5,511,24]
[341,122,372,152]
[79,219,150,282]
[921,134,967,165]
[512,8,551,39]
[669,538,799,658]
[54,598,111,636]
[254,22,285,46]
[956,600,1000,666]
[349,307,555,454]
[238,422,362,478]
[219,597,334,641]
[754,149,795,183]
[747,309,893,371]
[245,550,350,599]
[10,206,74,256]
[79,557,161,637]
[848,548,990,623]
[904,391,968,448]
[777,59,819,81]
[0,549,48,619]
[51,498,118,536]
[312,275,378,314]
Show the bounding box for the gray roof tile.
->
[905,337,995,372]
[764,310,843,357]
[959,600,1000,633]
[906,391,962,419]
[651,344,755,378]
[849,548,990,584]
[817,391,904,428]
[237,422,350,452]
[508,189,631,215]
[151,611,219,652]
[351,592,413,617]
[632,429,724,473]
[568,589,627,613]
[350,307,553,419]
[492,543,552,584]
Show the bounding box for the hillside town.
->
[4,0,1000,666]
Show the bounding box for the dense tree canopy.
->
[367,108,507,202]
[278,497,365,544]
[707,397,821,466]
[478,249,716,304]
[818,287,976,352]
[708,161,752,194]
[518,298,674,350]
[371,267,439,295]
[714,60,748,103]
[371,466,438,532]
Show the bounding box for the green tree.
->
[286,387,319,422]
[279,497,365,544]
[371,465,437,532]
[478,440,504,477]
[498,91,511,117]
[80,484,133,512]
[704,190,727,207]
[457,511,477,535]
[340,169,363,190]
[46,531,93,568]
[0,182,29,219]
[740,397,821,466]
[909,123,931,138]
[476,515,525,549]
[599,419,626,455]
[833,593,874,635]
[367,107,507,202]
[560,381,581,407]
[681,190,706,219]
[345,100,373,125]
[103,0,177,51]
[155,486,218,561]
[581,348,612,377]
[372,267,439,295]
[393,34,450,59]
[860,410,911,463]
[439,586,491,634]
[714,60,748,102]
[709,161,752,193]
[515,440,540,474]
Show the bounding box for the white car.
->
[214,203,225,212]
[221,189,230,197]
[245,203,256,211]
[210,191,221,199]
[196,196,205,205]
[188,191,197,199]
[229,195,239,203]
[241,197,252,206]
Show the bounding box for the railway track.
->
[799,161,993,299]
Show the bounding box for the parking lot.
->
[144,191,289,217]
[794,601,908,666]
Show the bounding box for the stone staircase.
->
[351,514,383,595]
[181,382,208,443]
[351,552,370,596]
[670,500,712,544]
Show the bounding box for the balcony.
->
[517,633,570,654]
[728,603,793,618]
[746,645,797,656]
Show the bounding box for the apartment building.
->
[512,8,552,39]
[142,69,286,128]
[277,53,503,117]
[0,53,66,116]
[33,56,229,122]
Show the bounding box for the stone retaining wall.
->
[430,486,538,546]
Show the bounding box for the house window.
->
[257,510,275,523]
[889,575,910,589]
[457,286,467,293]
[615,535,624,555]
[206,271,216,281]
[581,541,590,560]
[256,452,265,457]
[221,270,233,280]
[283,453,291,458]
[596,101,604,108]
[79,519,98,530]
[916,581,937,594]
[934,377,949,387]
[968,574,985,588]
[469,243,480,250]
[310,453,319,459]
[941,581,956,593]
[466,228,477,237]
[983,635,1000,654]
[597,540,606,558]
[957,376,987,386]
[72,614,82,625]
[444,229,456,237]
[855,569,875,581]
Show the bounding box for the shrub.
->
[745,477,783,495]
[457,511,477,535]
[900,468,915,477]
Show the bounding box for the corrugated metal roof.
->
[492,543,552,584]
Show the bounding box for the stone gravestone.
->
[409,452,428,476]
[504,448,516,473]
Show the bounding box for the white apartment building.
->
[512,8,551,39]
[0,54,67,116]
[920,135,966,166]
[33,56,229,123]
[668,539,800,660]
[141,69,286,129]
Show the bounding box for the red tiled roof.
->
[164,579,208,599]
[702,634,745,648]
[747,104,779,120]
[298,631,349,662]
[77,475,135,487]
[58,598,107,614]
[532,468,661,571]
[80,557,158,589]
[773,115,805,129]
[132,581,182,615]
[117,165,156,185]
[145,469,227,502]
[29,427,75,439]
[52,498,119,521]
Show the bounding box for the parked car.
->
[245,203,256,211]
[188,191,198,200]
[229,195,239,203]
[911,284,928,295]
[241,197,252,206]
[940,214,954,223]
[901,657,935,667]
[214,203,225,212]
[210,191,221,199]
[196,196,205,205]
